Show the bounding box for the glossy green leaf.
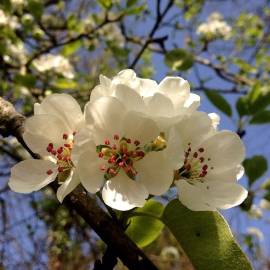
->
[126,199,164,248]
[250,110,270,124]
[27,0,44,20]
[162,200,252,270]
[243,155,268,186]
[165,48,194,71]
[205,90,232,116]
[53,79,78,90]
[236,96,249,117]
[97,0,112,9]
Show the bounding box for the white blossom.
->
[197,12,231,40]
[33,54,75,79]
[174,112,247,211]
[248,205,263,219]
[8,94,85,202]
[259,199,270,210]
[0,9,19,29]
[247,227,264,241]
[74,96,182,211]
[90,69,200,131]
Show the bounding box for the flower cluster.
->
[32,54,75,79]
[8,69,248,211]
[197,12,232,41]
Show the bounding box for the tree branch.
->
[0,97,159,270]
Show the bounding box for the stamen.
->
[104,139,110,145]
[46,169,53,175]
[199,148,204,153]
[114,134,119,140]
[63,133,68,140]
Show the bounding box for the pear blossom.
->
[259,199,270,210]
[0,9,19,29]
[247,227,264,241]
[197,12,231,40]
[174,112,248,211]
[90,69,200,131]
[75,96,181,211]
[32,54,75,79]
[8,94,84,202]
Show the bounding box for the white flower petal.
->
[90,84,113,103]
[77,146,104,193]
[102,172,149,211]
[113,84,146,112]
[9,159,57,193]
[57,170,80,203]
[146,93,175,117]
[23,114,71,156]
[35,94,83,131]
[158,77,190,109]
[122,111,159,145]
[176,180,216,211]
[174,112,213,149]
[195,181,248,209]
[184,93,200,111]
[136,152,174,195]
[139,78,158,97]
[208,113,220,130]
[84,97,126,144]
[200,131,245,171]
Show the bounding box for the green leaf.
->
[27,0,44,20]
[205,90,232,116]
[162,200,252,270]
[125,199,164,248]
[14,74,36,88]
[243,156,268,186]
[97,0,112,9]
[165,48,194,71]
[250,110,270,124]
[61,40,82,56]
[52,79,78,90]
[236,96,249,117]
[127,0,138,7]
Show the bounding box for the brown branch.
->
[0,97,159,270]
[128,0,174,69]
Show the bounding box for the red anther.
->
[193,152,198,158]
[114,134,119,140]
[199,157,204,163]
[57,147,63,154]
[58,167,64,172]
[98,152,104,158]
[104,139,110,145]
[136,151,145,158]
[100,165,106,171]
[185,164,191,171]
[134,140,140,146]
[51,150,57,155]
[46,169,53,175]
[199,148,204,153]
[73,131,77,136]
[63,133,68,140]
[47,146,52,153]
[48,143,53,148]
[57,154,62,160]
[64,143,71,148]
[202,165,208,171]
[112,144,117,150]
[108,168,116,175]
[126,138,131,143]
[119,161,125,167]
[108,156,116,164]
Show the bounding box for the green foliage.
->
[250,110,270,124]
[27,0,44,20]
[14,74,36,88]
[162,200,253,270]
[165,48,194,71]
[126,199,164,248]
[243,155,268,186]
[98,0,112,9]
[236,96,249,117]
[205,90,232,116]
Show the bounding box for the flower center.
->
[97,133,167,181]
[45,132,76,176]
[178,143,214,183]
